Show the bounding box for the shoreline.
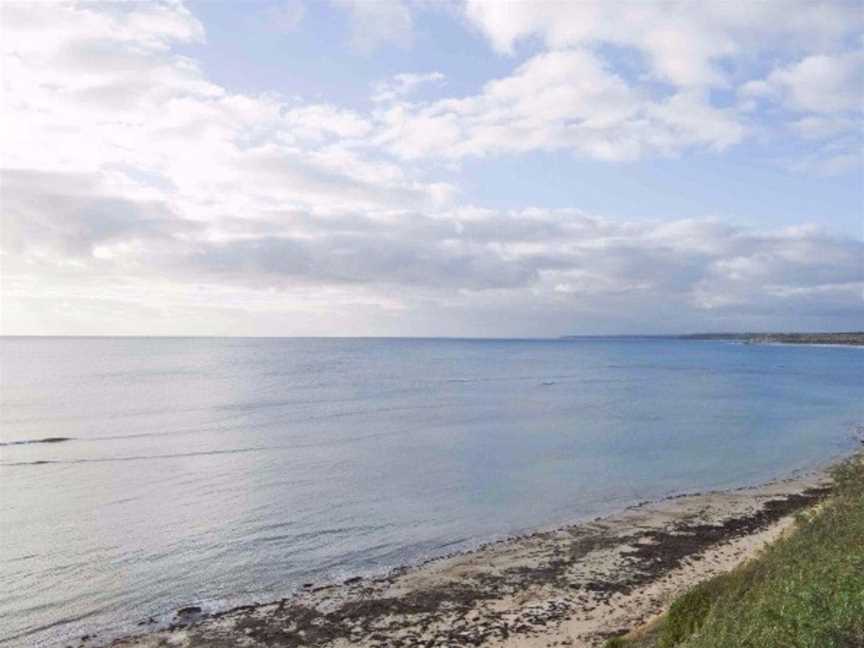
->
[102,463,842,648]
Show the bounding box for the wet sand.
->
[99,467,836,648]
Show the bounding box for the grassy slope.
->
[608,456,864,648]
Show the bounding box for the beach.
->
[104,466,834,648]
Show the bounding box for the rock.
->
[176,605,202,618]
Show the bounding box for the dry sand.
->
[101,470,834,648]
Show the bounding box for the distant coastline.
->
[677,332,864,346]
[560,332,864,346]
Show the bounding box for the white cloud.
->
[372,72,446,103]
[1,0,862,336]
[282,104,373,140]
[763,51,864,114]
[0,0,451,215]
[453,0,862,170]
[374,50,744,161]
[333,0,414,53]
[788,149,863,177]
[4,160,862,334]
[791,115,856,139]
[462,0,862,88]
[255,1,306,33]
[738,50,864,175]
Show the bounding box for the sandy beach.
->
[100,467,836,648]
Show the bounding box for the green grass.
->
[607,456,864,648]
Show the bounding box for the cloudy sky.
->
[1,0,862,336]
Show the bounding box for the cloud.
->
[372,72,446,103]
[333,0,413,53]
[739,50,864,175]
[2,1,862,336]
[0,0,451,213]
[462,0,862,88]
[791,115,856,140]
[451,0,862,169]
[375,50,744,161]
[5,164,862,333]
[767,52,864,114]
[282,104,372,139]
[255,1,306,33]
[741,51,864,114]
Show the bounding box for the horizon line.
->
[1,331,861,341]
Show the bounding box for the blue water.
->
[0,337,861,646]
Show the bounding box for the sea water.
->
[1,337,861,646]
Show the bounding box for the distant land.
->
[560,332,864,345]
[678,332,864,345]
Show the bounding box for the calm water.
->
[1,337,861,646]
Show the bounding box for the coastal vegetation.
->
[607,455,864,648]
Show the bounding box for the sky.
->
[1,0,862,337]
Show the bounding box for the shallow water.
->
[1,337,861,646]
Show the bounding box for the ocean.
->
[1,337,861,646]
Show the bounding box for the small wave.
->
[0,445,286,468]
[1,460,57,467]
[0,437,72,447]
